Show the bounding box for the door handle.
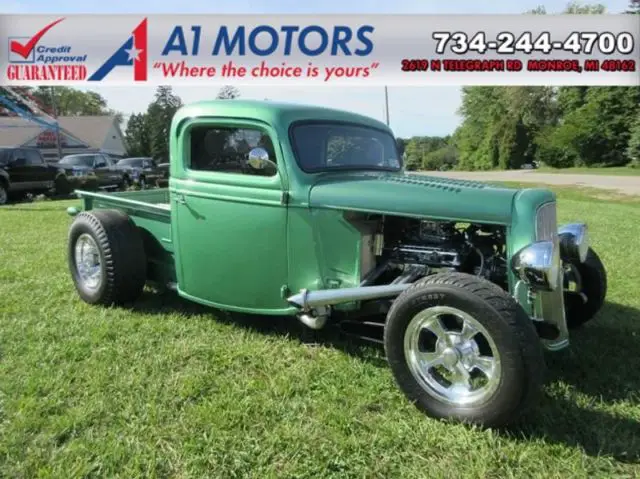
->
[173,194,186,205]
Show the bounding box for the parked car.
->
[65,100,607,428]
[57,153,130,191]
[114,157,164,189]
[0,147,70,204]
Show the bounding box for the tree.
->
[564,1,606,13]
[626,0,640,13]
[30,87,121,118]
[403,136,450,170]
[147,86,183,162]
[627,114,640,167]
[536,87,640,167]
[423,145,459,170]
[125,113,151,157]
[216,85,240,100]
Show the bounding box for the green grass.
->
[1,192,640,478]
[534,166,640,176]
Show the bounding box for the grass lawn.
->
[534,166,640,176]
[1,189,640,478]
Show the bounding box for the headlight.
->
[511,240,560,292]
[558,223,589,263]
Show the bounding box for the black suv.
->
[57,153,129,191]
[114,157,165,189]
[0,147,70,205]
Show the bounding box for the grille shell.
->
[536,202,558,241]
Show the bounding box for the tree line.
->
[400,0,640,171]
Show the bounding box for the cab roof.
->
[172,99,392,134]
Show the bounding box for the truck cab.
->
[66,100,606,428]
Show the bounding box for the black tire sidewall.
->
[55,175,70,196]
[68,219,109,304]
[385,284,529,425]
[0,184,7,205]
[565,248,607,328]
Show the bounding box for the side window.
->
[189,126,277,176]
[94,155,107,167]
[23,149,44,166]
[11,149,27,166]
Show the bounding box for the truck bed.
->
[72,188,176,286]
[74,188,171,214]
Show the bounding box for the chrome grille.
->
[536,202,557,241]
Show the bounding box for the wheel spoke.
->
[416,350,443,370]
[424,316,448,343]
[460,320,479,341]
[471,356,496,378]
[451,363,472,390]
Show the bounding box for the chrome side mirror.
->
[511,240,561,292]
[558,223,589,263]
[246,147,277,174]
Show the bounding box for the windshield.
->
[117,158,144,166]
[290,123,401,173]
[60,155,94,167]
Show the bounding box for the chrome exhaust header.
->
[287,283,411,311]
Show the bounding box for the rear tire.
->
[384,272,545,428]
[68,209,147,305]
[0,182,8,205]
[120,176,131,191]
[564,248,607,329]
[54,175,71,197]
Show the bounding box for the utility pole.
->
[50,86,63,160]
[384,86,390,126]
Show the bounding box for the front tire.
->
[68,209,147,305]
[564,248,607,329]
[384,272,545,428]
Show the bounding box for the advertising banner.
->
[1,14,638,86]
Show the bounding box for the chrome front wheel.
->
[385,272,545,427]
[404,306,501,406]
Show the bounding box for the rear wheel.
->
[0,182,8,205]
[54,174,71,197]
[120,176,131,191]
[384,272,545,427]
[68,209,147,305]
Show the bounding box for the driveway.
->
[419,170,640,196]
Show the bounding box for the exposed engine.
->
[355,215,508,289]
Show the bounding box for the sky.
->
[1,0,631,138]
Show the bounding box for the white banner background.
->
[1,14,638,86]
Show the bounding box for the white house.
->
[0,115,127,163]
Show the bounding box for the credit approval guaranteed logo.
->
[6,17,148,82]
[7,17,88,81]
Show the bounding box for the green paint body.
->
[73,100,556,316]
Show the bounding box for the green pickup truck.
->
[66,100,606,427]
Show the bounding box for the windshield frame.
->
[288,120,403,174]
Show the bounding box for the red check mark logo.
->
[10,17,65,59]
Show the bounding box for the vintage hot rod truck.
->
[66,100,606,427]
